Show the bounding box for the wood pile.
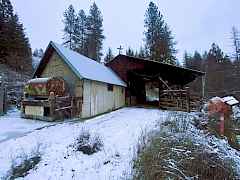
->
[159,89,202,112]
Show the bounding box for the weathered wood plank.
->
[55,106,72,112]
[22,100,50,107]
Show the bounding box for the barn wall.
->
[81,79,125,118]
[40,52,82,96]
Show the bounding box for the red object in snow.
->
[207,97,232,136]
[207,97,230,115]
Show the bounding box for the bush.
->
[133,112,237,180]
[7,144,42,179]
[134,133,236,180]
[9,156,41,179]
[73,130,103,155]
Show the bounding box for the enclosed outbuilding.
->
[22,41,126,120]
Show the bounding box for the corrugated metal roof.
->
[37,42,126,87]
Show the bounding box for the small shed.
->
[22,41,126,120]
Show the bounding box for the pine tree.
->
[231,26,240,61]
[104,48,114,63]
[138,46,146,58]
[74,9,87,55]
[0,0,32,73]
[183,51,191,68]
[126,47,135,56]
[33,48,44,58]
[86,2,105,62]
[63,4,76,49]
[208,43,224,63]
[144,1,176,64]
[0,0,14,62]
[38,48,44,57]
[0,0,13,20]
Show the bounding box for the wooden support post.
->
[202,74,206,99]
[186,87,190,113]
[71,97,74,118]
[49,92,56,120]
[158,80,162,108]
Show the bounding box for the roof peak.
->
[34,41,127,87]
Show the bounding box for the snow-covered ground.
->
[0,108,54,143]
[0,107,168,179]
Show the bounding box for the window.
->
[107,84,113,91]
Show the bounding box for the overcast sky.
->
[11,0,240,60]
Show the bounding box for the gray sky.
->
[12,0,240,60]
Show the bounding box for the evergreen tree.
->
[183,51,191,68]
[38,48,44,57]
[33,48,44,58]
[126,47,135,56]
[144,1,176,64]
[86,2,105,62]
[192,51,203,70]
[33,49,39,57]
[63,4,76,49]
[208,43,224,63]
[231,26,240,61]
[138,46,146,58]
[0,0,32,73]
[104,48,114,63]
[0,0,13,20]
[74,9,87,55]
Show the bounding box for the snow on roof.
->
[50,42,127,87]
[28,78,50,84]
[210,97,223,103]
[222,96,239,106]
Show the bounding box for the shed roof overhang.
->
[107,55,205,87]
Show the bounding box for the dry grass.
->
[6,144,42,179]
[133,112,237,180]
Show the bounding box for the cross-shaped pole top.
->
[117,45,123,55]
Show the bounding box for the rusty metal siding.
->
[81,79,125,118]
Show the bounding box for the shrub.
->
[9,156,41,179]
[73,130,103,155]
[134,133,236,180]
[7,144,42,179]
[133,113,237,180]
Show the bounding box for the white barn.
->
[33,41,126,119]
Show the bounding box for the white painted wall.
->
[81,79,125,118]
